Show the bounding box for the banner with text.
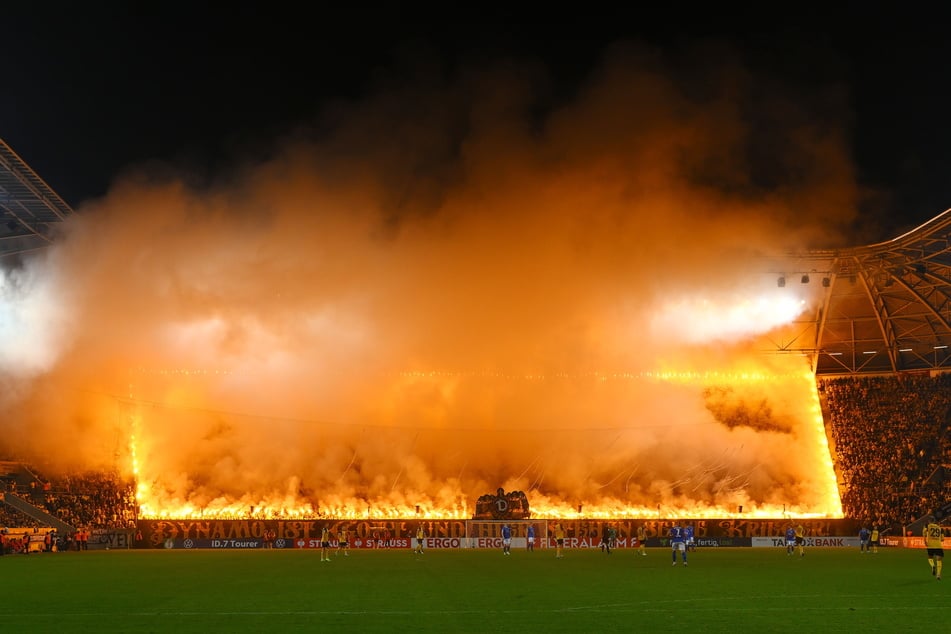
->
[135,518,862,549]
[751,536,862,548]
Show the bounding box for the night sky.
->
[3,8,950,244]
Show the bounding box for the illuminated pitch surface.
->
[0,547,941,633]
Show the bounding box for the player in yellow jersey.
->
[637,524,648,556]
[553,523,566,558]
[923,517,944,580]
[794,523,806,558]
[415,524,425,554]
[320,525,331,562]
[336,526,350,557]
[869,525,880,554]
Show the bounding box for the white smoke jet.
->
[0,256,74,378]
[652,290,812,344]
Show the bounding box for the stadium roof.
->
[0,137,75,259]
[2,137,951,376]
[772,208,951,376]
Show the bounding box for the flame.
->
[129,365,843,521]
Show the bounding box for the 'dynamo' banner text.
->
[135,518,862,549]
[137,520,427,549]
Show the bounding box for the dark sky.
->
[2,7,949,244]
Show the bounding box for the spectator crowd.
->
[2,465,136,533]
[822,373,951,533]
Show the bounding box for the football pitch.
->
[0,546,943,633]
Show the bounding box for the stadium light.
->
[777,276,785,288]
[821,277,831,287]
[801,274,810,284]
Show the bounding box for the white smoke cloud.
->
[0,39,856,517]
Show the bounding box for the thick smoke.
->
[0,40,855,517]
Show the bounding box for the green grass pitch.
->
[0,546,943,633]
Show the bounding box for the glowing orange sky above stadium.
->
[0,42,856,518]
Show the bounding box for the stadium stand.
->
[822,374,951,532]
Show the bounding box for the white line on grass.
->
[1,605,944,618]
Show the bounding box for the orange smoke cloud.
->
[0,39,854,518]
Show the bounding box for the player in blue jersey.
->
[526,524,535,552]
[858,526,870,553]
[669,523,687,566]
[785,525,796,555]
[501,523,512,555]
[684,524,695,552]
